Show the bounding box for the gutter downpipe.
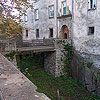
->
[56,0,58,38]
[72,0,74,46]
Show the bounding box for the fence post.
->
[57,89,60,100]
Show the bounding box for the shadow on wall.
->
[70,50,100,96]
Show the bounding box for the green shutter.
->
[63,7,66,15]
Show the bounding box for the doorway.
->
[61,25,69,39]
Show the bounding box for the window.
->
[49,5,54,18]
[88,0,96,9]
[36,29,39,38]
[88,27,94,35]
[62,1,66,15]
[26,30,28,37]
[35,9,39,20]
[49,28,53,38]
[24,15,28,22]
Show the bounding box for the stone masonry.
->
[44,39,71,77]
[71,50,100,96]
[0,53,50,100]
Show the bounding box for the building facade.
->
[23,0,100,64]
[22,0,72,40]
[73,0,100,55]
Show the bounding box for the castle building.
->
[23,0,100,67]
[22,0,72,40]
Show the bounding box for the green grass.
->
[26,69,100,100]
[17,55,100,100]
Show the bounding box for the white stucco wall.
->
[57,0,72,38]
[22,0,100,56]
[22,0,35,40]
[73,0,100,55]
[23,0,72,40]
[23,0,58,40]
[58,0,72,16]
[33,0,57,39]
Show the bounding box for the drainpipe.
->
[56,0,58,38]
[71,0,74,46]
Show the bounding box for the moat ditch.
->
[16,54,100,100]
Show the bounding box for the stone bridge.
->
[16,39,71,77]
[0,38,71,77]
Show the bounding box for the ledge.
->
[88,8,96,11]
[57,14,72,19]
[0,53,50,100]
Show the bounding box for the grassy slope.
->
[17,55,100,100]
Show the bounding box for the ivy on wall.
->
[63,44,73,76]
[5,51,16,61]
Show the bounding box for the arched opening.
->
[61,25,69,39]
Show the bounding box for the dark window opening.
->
[36,29,39,38]
[88,27,94,35]
[64,33,67,39]
[90,0,93,8]
[26,30,28,37]
[49,28,53,38]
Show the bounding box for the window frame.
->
[88,27,95,35]
[48,5,54,19]
[36,29,39,38]
[61,1,67,15]
[35,9,39,20]
[24,15,28,22]
[49,28,53,38]
[26,30,28,37]
[88,0,96,10]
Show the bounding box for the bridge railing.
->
[0,38,71,52]
[21,39,71,48]
[21,39,55,47]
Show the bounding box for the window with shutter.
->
[62,1,67,15]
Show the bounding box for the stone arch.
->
[61,25,69,39]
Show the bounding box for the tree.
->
[0,0,34,40]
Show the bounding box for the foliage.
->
[64,44,73,52]
[0,18,22,39]
[0,0,34,39]
[17,55,100,100]
[63,44,73,76]
[60,97,65,100]
[5,50,16,60]
[17,53,43,70]
[87,62,93,69]
[25,68,100,100]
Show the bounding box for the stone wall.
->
[44,39,71,77]
[44,51,56,76]
[71,50,100,96]
[0,40,16,52]
[0,37,22,52]
[20,39,54,47]
[54,39,71,77]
